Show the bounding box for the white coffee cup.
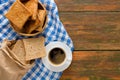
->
[42,41,72,72]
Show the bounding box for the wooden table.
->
[55,0,120,80]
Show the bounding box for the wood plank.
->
[59,12,120,50]
[55,0,120,11]
[61,51,120,80]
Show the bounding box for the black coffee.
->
[49,48,65,65]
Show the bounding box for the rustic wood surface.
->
[54,0,120,80]
[60,12,120,50]
[55,0,120,11]
[61,51,120,80]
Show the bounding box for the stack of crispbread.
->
[11,37,46,65]
[5,0,47,36]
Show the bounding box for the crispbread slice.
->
[23,37,46,61]
[35,10,46,32]
[11,40,27,65]
[23,16,41,34]
[5,0,31,31]
[24,0,38,20]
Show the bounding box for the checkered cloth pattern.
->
[0,0,74,80]
[0,0,8,4]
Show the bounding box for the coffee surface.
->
[49,48,65,65]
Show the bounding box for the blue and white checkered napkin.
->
[0,0,74,79]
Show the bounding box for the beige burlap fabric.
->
[0,37,46,80]
[0,40,34,80]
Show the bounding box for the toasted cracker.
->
[5,0,31,31]
[24,0,38,20]
[11,40,28,65]
[23,37,46,61]
[23,16,41,34]
[35,10,46,32]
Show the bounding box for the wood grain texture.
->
[60,12,120,50]
[54,0,120,80]
[54,0,120,50]
[61,51,120,80]
[55,0,120,11]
